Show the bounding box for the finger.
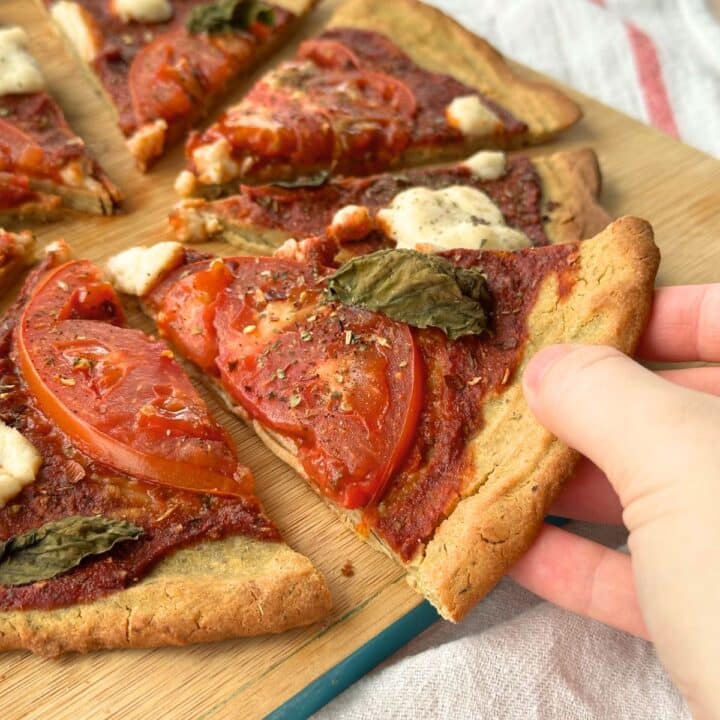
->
[637,284,720,362]
[508,524,648,639]
[549,458,623,525]
[522,344,720,511]
[657,366,720,395]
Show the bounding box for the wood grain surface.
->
[1,2,719,719]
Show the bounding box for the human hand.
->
[511,284,720,720]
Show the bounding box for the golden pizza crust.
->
[0,535,331,657]
[151,218,658,622]
[328,0,581,151]
[167,148,608,252]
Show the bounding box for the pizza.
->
[0,241,330,656]
[169,149,610,258]
[0,27,121,221]
[107,217,659,621]
[0,229,36,292]
[42,0,319,171]
[175,0,581,196]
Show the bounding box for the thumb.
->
[522,343,720,510]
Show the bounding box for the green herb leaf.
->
[326,249,492,340]
[187,0,275,35]
[0,516,143,587]
[272,170,330,189]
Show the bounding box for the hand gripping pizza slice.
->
[0,242,330,656]
[0,27,121,221]
[176,0,581,195]
[169,149,609,257]
[109,216,659,621]
[43,0,319,171]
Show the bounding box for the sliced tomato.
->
[153,258,233,373]
[129,31,233,124]
[16,260,249,498]
[0,118,46,175]
[211,257,424,509]
[297,38,362,70]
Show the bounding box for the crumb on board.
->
[341,560,355,578]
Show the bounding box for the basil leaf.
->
[187,0,275,35]
[326,249,492,340]
[0,516,143,586]
[272,170,331,189]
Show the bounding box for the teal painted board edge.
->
[265,600,440,720]
[265,517,567,720]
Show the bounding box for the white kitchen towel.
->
[313,2,720,717]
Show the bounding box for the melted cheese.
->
[51,1,100,62]
[327,204,373,242]
[174,169,197,198]
[377,185,531,252]
[192,138,239,186]
[462,150,507,180]
[0,421,42,509]
[171,201,222,243]
[107,241,184,297]
[0,27,45,96]
[113,0,173,23]
[446,95,501,137]
[127,119,167,166]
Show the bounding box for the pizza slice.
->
[176,0,581,195]
[169,149,610,257]
[43,0,318,171]
[0,229,35,292]
[108,216,659,621]
[0,27,121,220]
[0,241,330,656]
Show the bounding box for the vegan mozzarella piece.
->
[112,0,173,23]
[106,241,184,297]
[377,185,531,252]
[0,27,45,96]
[0,421,42,509]
[192,138,240,186]
[446,95,501,137]
[462,150,507,180]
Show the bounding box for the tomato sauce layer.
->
[0,261,279,612]
[372,244,580,560]
[189,28,525,178]
[0,93,88,183]
[63,0,293,137]
[211,156,548,246]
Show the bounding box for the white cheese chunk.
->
[126,119,167,166]
[51,1,100,62]
[0,421,42,509]
[192,138,239,185]
[462,150,507,181]
[106,241,184,297]
[0,27,45,96]
[112,0,173,23]
[377,185,531,253]
[327,204,373,242]
[446,95,501,137]
[174,169,197,198]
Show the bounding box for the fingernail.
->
[523,344,579,397]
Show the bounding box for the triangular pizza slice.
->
[108,216,659,621]
[170,149,609,256]
[176,0,581,195]
[43,0,319,170]
[0,27,121,221]
[0,241,330,656]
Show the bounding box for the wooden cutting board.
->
[1,2,719,718]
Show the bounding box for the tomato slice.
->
[210,258,423,509]
[16,260,250,498]
[296,38,362,70]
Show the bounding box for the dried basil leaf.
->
[0,516,143,587]
[187,0,274,34]
[326,248,492,340]
[272,170,331,189]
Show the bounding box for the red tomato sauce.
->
[0,260,280,612]
[371,243,580,560]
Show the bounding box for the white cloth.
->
[313,2,720,717]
